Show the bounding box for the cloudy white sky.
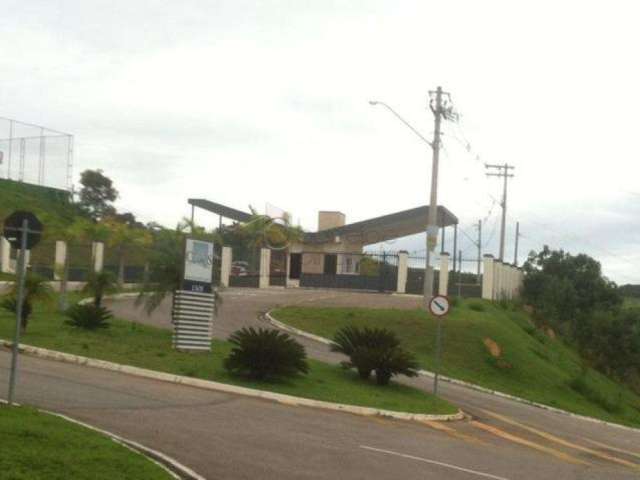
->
[2,1,640,282]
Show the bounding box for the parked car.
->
[231,261,249,276]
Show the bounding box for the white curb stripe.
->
[0,340,464,423]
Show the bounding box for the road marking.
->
[360,445,511,480]
[583,438,640,460]
[470,421,589,465]
[480,409,640,471]
[420,419,487,445]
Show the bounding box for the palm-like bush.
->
[83,271,117,307]
[332,326,419,385]
[224,327,309,380]
[3,273,53,333]
[65,304,112,330]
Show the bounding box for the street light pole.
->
[370,87,453,308]
[423,86,443,308]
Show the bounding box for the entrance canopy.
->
[188,198,458,247]
[188,198,253,223]
[304,205,458,246]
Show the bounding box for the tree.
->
[522,246,622,335]
[78,169,118,221]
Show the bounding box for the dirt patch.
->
[483,338,502,358]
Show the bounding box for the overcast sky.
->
[2,1,640,283]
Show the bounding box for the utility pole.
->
[423,87,443,308]
[369,89,457,309]
[485,163,515,261]
[514,221,520,266]
[476,219,482,282]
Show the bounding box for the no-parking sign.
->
[428,295,450,317]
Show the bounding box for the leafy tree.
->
[1,273,53,332]
[522,246,622,334]
[78,169,118,221]
[224,327,309,380]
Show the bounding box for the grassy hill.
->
[0,178,76,231]
[272,299,640,427]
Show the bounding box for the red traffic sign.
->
[3,211,43,250]
[428,295,450,317]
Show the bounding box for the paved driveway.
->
[101,288,640,476]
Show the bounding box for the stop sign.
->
[3,211,43,250]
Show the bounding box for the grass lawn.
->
[0,405,172,480]
[0,301,455,416]
[272,300,640,428]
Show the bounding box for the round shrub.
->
[65,304,112,330]
[224,327,309,381]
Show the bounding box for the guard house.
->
[188,199,458,288]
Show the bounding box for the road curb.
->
[0,398,203,480]
[264,310,640,434]
[0,340,464,423]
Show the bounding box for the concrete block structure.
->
[92,241,104,273]
[220,246,232,287]
[396,251,408,293]
[1,237,12,274]
[482,255,523,300]
[54,240,67,280]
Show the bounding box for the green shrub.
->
[331,326,419,385]
[224,327,309,380]
[468,301,486,312]
[1,296,33,319]
[65,304,112,330]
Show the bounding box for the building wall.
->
[318,211,346,231]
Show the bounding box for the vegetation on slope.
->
[0,299,455,415]
[272,300,640,427]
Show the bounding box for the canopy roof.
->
[188,198,458,246]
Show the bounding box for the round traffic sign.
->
[3,211,43,250]
[428,295,450,317]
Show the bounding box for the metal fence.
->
[299,252,399,292]
[228,246,260,288]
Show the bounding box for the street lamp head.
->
[368,100,379,106]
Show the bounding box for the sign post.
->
[428,294,450,396]
[3,211,43,405]
[172,238,216,352]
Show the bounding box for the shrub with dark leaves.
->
[332,326,419,385]
[224,327,309,380]
[65,304,112,330]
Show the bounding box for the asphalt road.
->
[1,288,639,479]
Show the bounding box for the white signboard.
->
[184,238,214,284]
